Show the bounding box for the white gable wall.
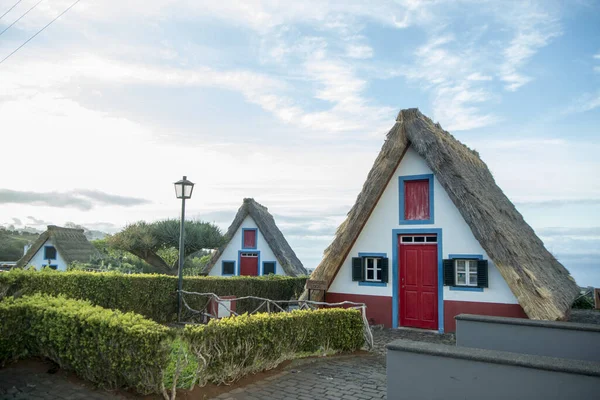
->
[209,215,286,276]
[27,239,69,271]
[329,146,518,304]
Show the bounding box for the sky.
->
[0,0,599,286]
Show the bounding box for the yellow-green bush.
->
[183,308,364,385]
[0,269,307,322]
[0,294,173,394]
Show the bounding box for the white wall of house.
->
[328,146,518,304]
[27,239,69,271]
[209,215,286,276]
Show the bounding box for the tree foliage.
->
[107,220,224,275]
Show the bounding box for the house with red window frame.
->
[203,198,307,277]
[303,109,579,333]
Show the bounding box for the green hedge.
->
[0,269,308,323]
[184,308,364,385]
[0,294,173,394]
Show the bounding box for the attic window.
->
[44,246,57,260]
[399,174,434,224]
[242,228,257,249]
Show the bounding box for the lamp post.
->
[174,175,195,323]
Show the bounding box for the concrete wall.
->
[456,314,600,362]
[209,215,285,276]
[387,339,600,400]
[28,239,68,271]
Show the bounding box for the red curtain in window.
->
[404,180,430,220]
[243,230,256,248]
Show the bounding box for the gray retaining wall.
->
[456,314,600,362]
[386,339,600,400]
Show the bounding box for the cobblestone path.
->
[212,354,387,400]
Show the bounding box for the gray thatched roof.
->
[306,108,579,322]
[203,198,307,276]
[16,225,101,268]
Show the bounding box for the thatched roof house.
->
[306,108,578,332]
[203,198,306,277]
[16,225,100,270]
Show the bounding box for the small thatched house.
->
[203,198,306,277]
[305,109,579,333]
[16,225,100,271]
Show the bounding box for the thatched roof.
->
[306,108,579,321]
[16,225,101,268]
[203,198,307,276]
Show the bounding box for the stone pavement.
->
[212,354,387,400]
[0,360,127,400]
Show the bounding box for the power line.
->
[0,0,44,37]
[0,0,81,66]
[0,0,24,21]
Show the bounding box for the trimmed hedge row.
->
[0,269,307,323]
[184,308,364,385]
[0,294,173,394]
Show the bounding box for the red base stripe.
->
[444,300,527,332]
[325,292,393,328]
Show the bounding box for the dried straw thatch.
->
[306,108,579,321]
[203,198,307,276]
[16,225,101,268]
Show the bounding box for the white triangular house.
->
[203,198,306,277]
[16,225,100,271]
[305,109,578,333]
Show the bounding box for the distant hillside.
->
[0,228,40,261]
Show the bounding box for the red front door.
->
[239,253,258,276]
[399,238,438,330]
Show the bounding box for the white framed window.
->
[455,259,478,286]
[365,257,382,282]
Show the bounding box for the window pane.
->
[376,269,382,281]
[401,236,413,242]
[366,258,374,269]
[456,273,466,285]
[367,269,374,280]
[223,262,235,275]
[456,260,466,272]
[469,273,478,286]
[426,236,437,242]
[263,262,276,275]
[468,262,478,273]
[414,236,425,243]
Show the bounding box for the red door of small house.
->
[239,253,259,276]
[399,238,438,330]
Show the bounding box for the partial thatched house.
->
[305,109,579,333]
[16,225,100,271]
[203,198,306,277]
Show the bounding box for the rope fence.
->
[178,290,374,349]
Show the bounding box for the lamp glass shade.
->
[174,176,194,199]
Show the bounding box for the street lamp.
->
[174,175,194,323]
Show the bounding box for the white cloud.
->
[563,91,600,115]
[400,34,499,131]
[346,43,373,59]
[497,5,562,91]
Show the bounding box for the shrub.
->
[183,308,364,385]
[0,269,308,323]
[0,294,173,394]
